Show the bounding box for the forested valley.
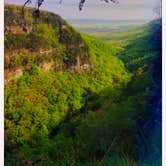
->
[5,4,162,166]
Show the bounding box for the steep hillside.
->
[5,4,91,83]
[5,5,132,165]
[117,19,162,73]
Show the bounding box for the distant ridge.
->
[67,19,150,25]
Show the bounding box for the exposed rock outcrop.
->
[5,69,23,84]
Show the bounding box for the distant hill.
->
[67,19,150,25]
[68,18,151,41]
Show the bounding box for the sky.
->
[5,0,160,20]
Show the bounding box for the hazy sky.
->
[5,0,160,20]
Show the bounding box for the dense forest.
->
[5,4,161,166]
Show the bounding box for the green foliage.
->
[117,21,161,72]
[5,32,29,50]
[5,4,161,166]
[5,4,90,68]
[5,31,131,165]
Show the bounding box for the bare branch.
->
[23,0,119,12]
[22,0,31,21]
[79,0,119,11]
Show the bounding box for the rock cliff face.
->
[5,4,92,83]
